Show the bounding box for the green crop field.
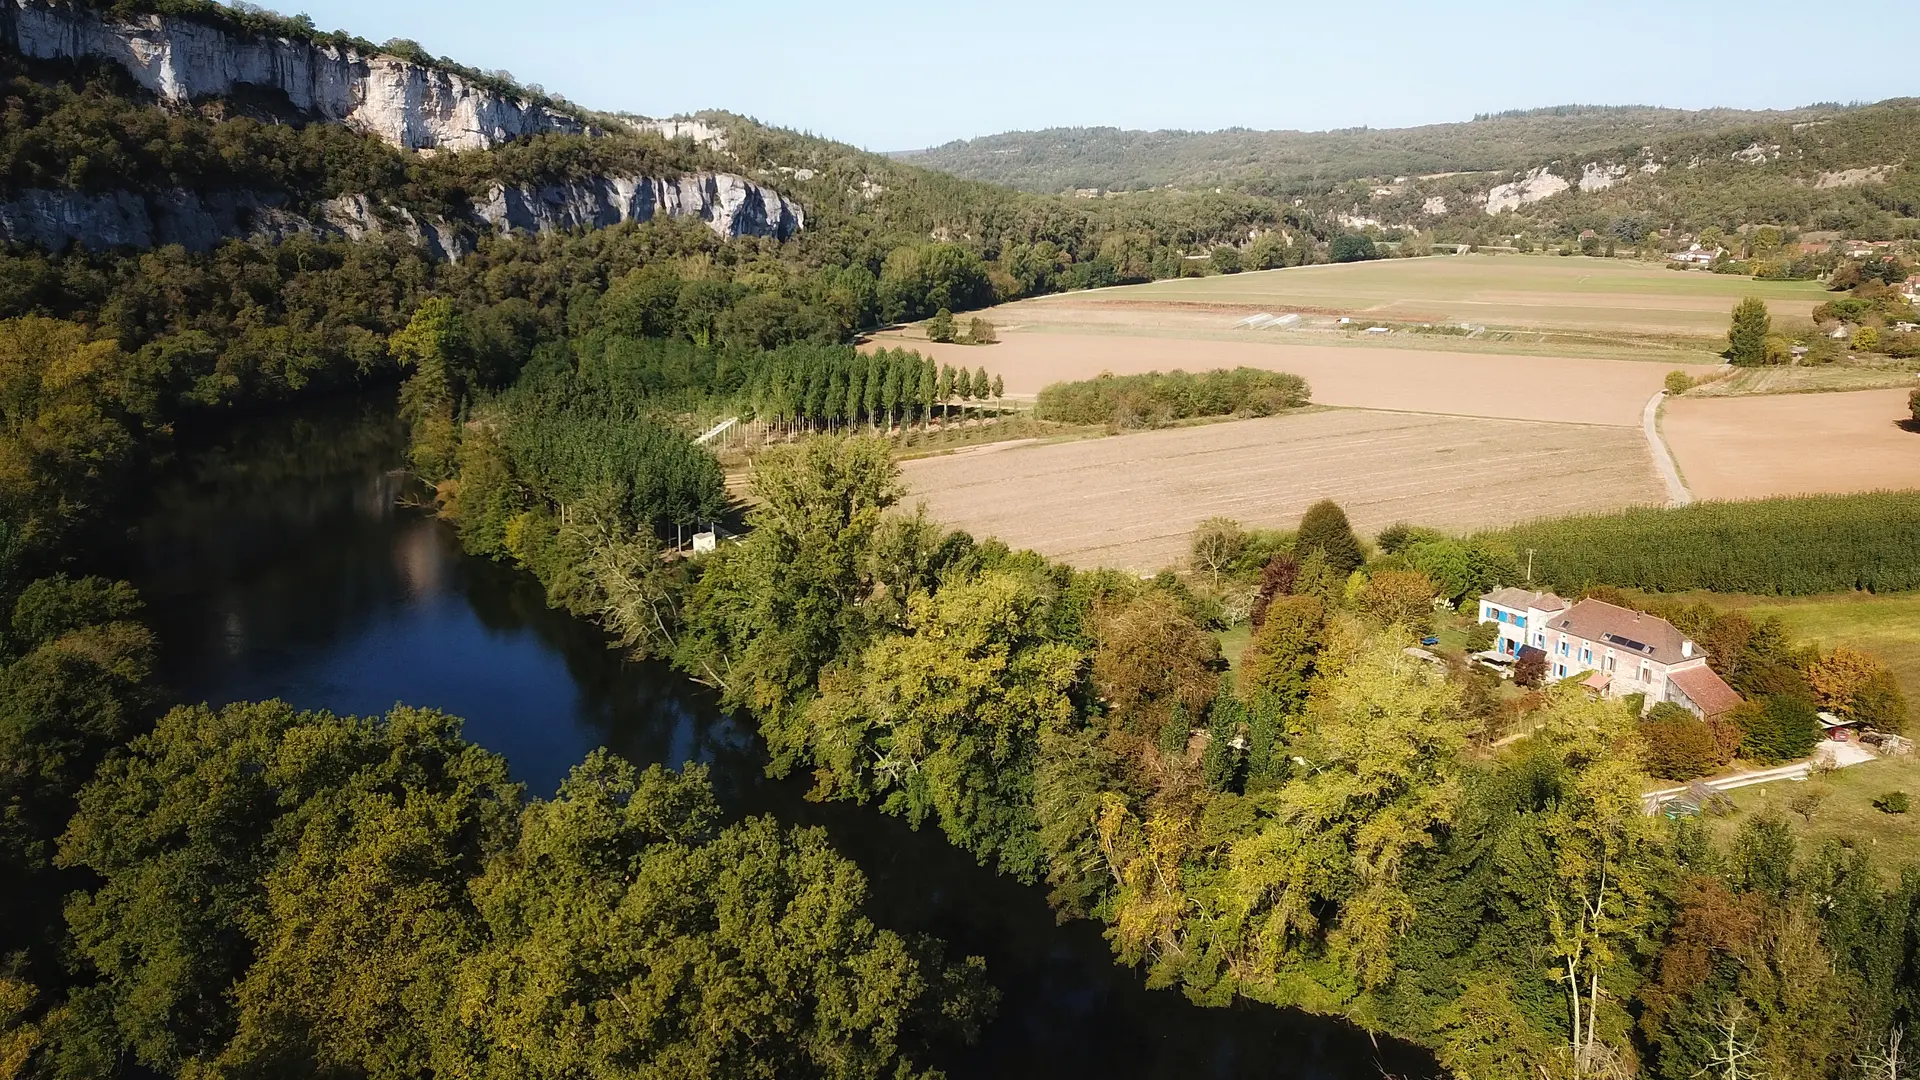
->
[1077,254,1828,337]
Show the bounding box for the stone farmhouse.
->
[1478,589,1743,720]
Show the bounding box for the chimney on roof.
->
[1683,640,1693,658]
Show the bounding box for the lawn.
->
[1704,753,1920,874]
[1217,623,1253,676]
[1723,591,1920,728]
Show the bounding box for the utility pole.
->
[1526,548,1536,585]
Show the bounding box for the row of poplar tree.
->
[742,346,1004,433]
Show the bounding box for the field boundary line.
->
[1315,404,1639,431]
[1644,391,1692,506]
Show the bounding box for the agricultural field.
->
[1687,365,1920,397]
[1662,388,1920,500]
[1054,254,1828,337]
[883,334,1668,426]
[881,256,1919,544]
[899,408,1664,571]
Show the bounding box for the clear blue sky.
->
[287,0,1913,150]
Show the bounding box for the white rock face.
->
[0,172,803,255]
[4,0,590,151]
[1482,167,1570,214]
[624,117,728,149]
[1421,195,1448,216]
[0,187,314,250]
[475,173,803,240]
[1578,163,1628,192]
[0,2,809,254]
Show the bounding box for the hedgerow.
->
[1034,367,1310,428]
[1489,492,1920,595]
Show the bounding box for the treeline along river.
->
[95,391,1434,1080]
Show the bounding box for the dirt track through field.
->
[1663,389,1920,500]
[901,409,1664,571]
[892,333,1669,427]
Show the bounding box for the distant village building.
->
[1478,590,1743,720]
[1669,244,1722,266]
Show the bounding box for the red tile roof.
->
[1669,665,1743,719]
[1548,599,1697,666]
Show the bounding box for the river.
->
[102,393,1434,1080]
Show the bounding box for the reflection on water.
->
[100,393,1434,1080]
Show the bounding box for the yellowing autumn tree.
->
[1223,637,1470,1006]
[0,317,135,539]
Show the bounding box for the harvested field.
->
[1063,254,1826,336]
[901,409,1664,571]
[1663,389,1920,501]
[1687,365,1920,397]
[883,333,1667,427]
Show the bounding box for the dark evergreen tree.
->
[1294,499,1364,577]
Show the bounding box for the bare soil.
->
[1058,255,1827,336]
[1663,389,1920,500]
[882,332,1669,427]
[901,409,1664,571]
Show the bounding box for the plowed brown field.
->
[1663,388,1920,500]
[901,409,1664,571]
[893,333,1668,426]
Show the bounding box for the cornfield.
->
[1492,492,1920,595]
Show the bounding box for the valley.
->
[1,5,1918,1080]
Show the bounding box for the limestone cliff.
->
[475,174,802,241]
[2,0,590,151]
[0,2,807,253]
[0,172,804,255]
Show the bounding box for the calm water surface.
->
[103,394,1434,1080]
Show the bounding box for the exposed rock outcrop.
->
[474,174,803,241]
[3,0,591,151]
[1579,163,1627,192]
[0,172,803,255]
[1815,166,1891,189]
[0,187,331,251]
[1483,167,1570,214]
[623,117,728,149]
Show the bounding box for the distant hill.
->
[896,105,1853,194]
[896,101,1920,241]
